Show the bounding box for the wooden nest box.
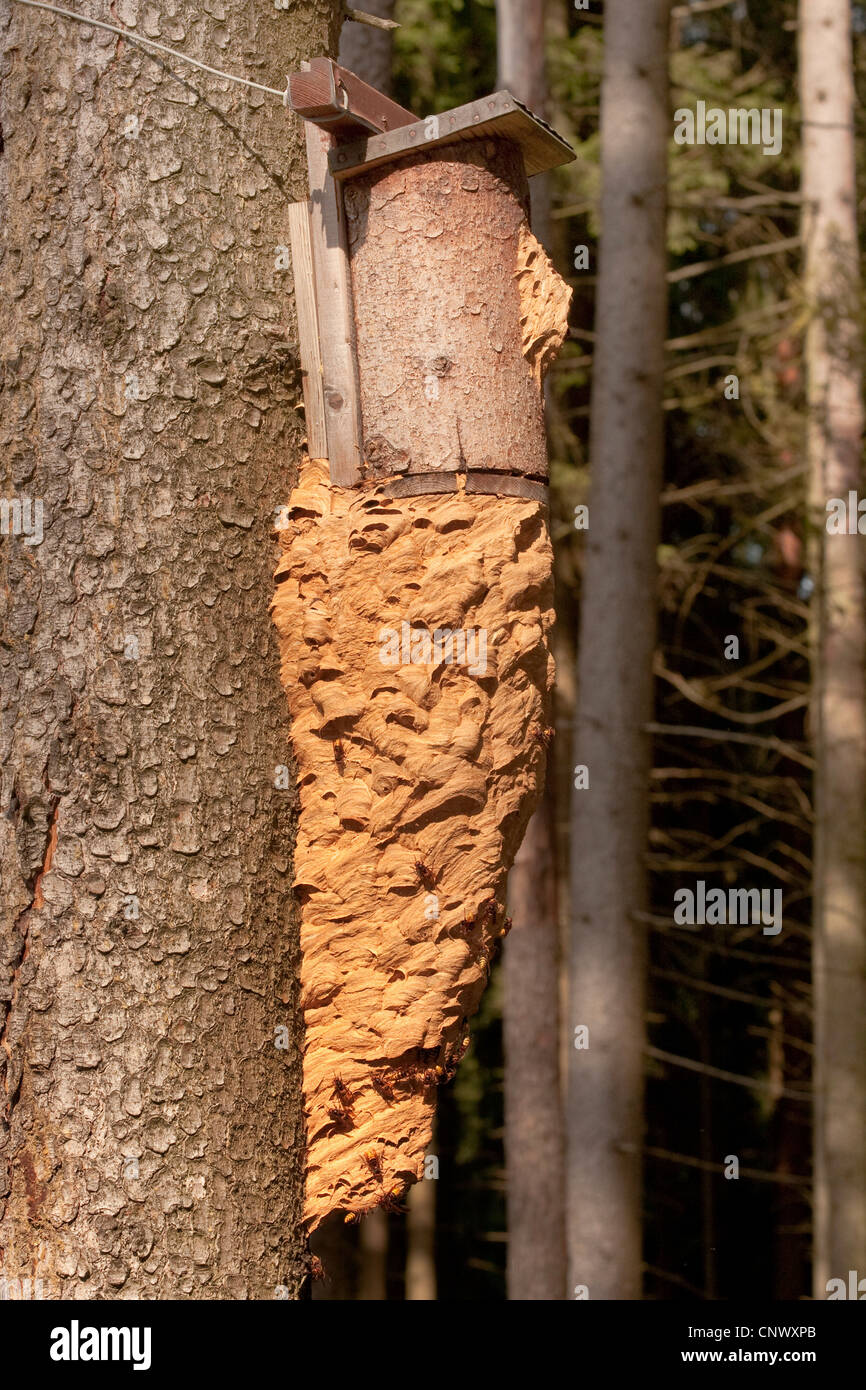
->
[287,58,576,502]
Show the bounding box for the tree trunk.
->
[567,0,671,1301]
[339,0,396,96]
[800,0,866,1298]
[0,0,342,1300]
[330,5,398,1303]
[495,0,550,246]
[496,0,566,1303]
[405,1173,436,1300]
[358,1208,388,1300]
[504,795,566,1299]
[496,0,545,113]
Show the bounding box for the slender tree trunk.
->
[336,4,396,1303]
[496,0,545,114]
[800,0,866,1298]
[567,0,670,1301]
[496,0,550,245]
[496,0,566,1302]
[339,0,396,95]
[358,1209,388,1300]
[505,795,566,1299]
[0,0,342,1299]
[405,1174,436,1300]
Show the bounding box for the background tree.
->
[567,0,672,1302]
[322,2,398,1300]
[497,0,566,1305]
[4,0,863,1304]
[0,0,344,1299]
[800,0,866,1296]
[339,0,396,94]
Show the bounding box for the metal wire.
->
[9,0,288,99]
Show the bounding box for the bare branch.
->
[646,1046,812,1101]
[668,236,801,285]
[672,0,742,16]
[641,1144,811,1186]
[343,5,399,30]
[645,722,815,770]
[652,966,811,1014]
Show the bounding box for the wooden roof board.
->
[328,91,576,181]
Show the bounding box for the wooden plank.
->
[304,122,364,487]
[287,200,327,460]
[288,58,416,137]
[329,91,576,181]
[311,57,416,132]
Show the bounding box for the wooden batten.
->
[303,122,364,487]
[287,201,327,460]
[288,57,416,137]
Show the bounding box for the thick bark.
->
[800,0,866,1297]
[567,0,670,1300]
[339,0,396,95]
[0,0,342,1299]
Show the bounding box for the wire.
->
[9,0,288,100]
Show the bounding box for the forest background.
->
[315,0,864,1303]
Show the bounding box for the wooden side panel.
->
[288,201,327,460]
[304,123,363,486]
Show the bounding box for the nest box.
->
[287,58,576,501]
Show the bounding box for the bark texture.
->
[271,458,556,1228]
[800,0,866,1297]
[346,140,555,482]
[567,0,671,1301]
[0,0,342,1300]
